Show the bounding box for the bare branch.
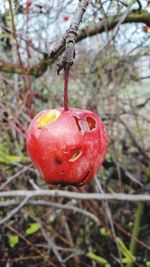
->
[119,119,149,163]
[0,196,29,225]
[56,0,89,74]
[0,167,29,190]
[0,190,150,202]
[77,11,150,42]
[0,10,149,77]
[0,199,100,225]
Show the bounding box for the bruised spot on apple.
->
[26,108,108,186]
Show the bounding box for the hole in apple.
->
[73,116,82,132]
[55,158,62,165]
[68,147,82,162]
[86,116,96,131]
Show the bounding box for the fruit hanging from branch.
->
[26,107,108,186]
[26,0,108,186]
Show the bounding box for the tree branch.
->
[56,0,89,74]
[0,11,149,77]
[0,190,150,202]
[0,199,100,225]
[77,11,150,42]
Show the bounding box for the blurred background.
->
[0,0,150,266]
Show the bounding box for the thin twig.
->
[95,177,124,267]
[0,167,29,190]
[0,196,29,225]
[0,199,100,225]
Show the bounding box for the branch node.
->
[56,0,89,75]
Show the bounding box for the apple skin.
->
[26,108,108,186]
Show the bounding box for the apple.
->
[26,0,32,8]
[63,15,69,21]
[143,25,149,33]
[26,108,108,186]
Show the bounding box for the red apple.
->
[143,25,149,33]
[26,108,108,186]
[63,15,69,21]
[26,0,32,8]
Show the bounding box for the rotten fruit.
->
[26,108,108,186]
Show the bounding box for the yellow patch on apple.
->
[37,110,60,128]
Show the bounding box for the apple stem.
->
[64,67,70,111]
